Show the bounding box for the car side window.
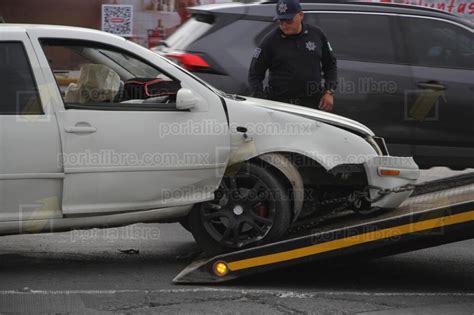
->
[310,13,398,64]
[0,42,43,115]
[40,39,182,110]
[401,17,474,69]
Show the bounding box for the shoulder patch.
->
[253,48,262,59]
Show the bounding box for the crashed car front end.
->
[225,96,420,214]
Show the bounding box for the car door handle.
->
[417,81,446,91]
[65,126,97,134]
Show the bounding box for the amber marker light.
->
[213,261,229,277]
[379,168,401,177]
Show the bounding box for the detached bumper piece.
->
[364,156,420,209]
[174,175,474,283]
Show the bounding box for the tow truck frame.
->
[174,173,474,283]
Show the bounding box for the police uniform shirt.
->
[248,23,337,99]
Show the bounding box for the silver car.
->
[0,24,418,254]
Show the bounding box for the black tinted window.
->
[0,42,43,115]
[402,17,474,69]
[313,13,397,63]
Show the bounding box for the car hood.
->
[242,96,375,137]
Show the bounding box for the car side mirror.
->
[176,88,197,110]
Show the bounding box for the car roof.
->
[0,24,127,40]
[0,24,93,32]
[191,1,472,29]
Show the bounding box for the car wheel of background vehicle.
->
[189,162,291,255]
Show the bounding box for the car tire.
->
[189,162,291,256]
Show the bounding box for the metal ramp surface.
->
[174,175,474,284]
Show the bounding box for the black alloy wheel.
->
[189,163,291,255]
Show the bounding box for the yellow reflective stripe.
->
[228,210,474,271]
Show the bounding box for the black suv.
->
[153,1,474,169]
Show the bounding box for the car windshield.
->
[161,54,246,100]
[159,55,222,93]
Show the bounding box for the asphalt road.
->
[0,168,473,314]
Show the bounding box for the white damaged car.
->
[0,24,419,254]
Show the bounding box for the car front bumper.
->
[364,156,420,209]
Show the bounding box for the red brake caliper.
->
[255,202,268,218]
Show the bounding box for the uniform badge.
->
[253,48,262,59]
[305,41,316,51]
[278,3,288,13]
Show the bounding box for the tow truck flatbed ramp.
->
[174,175,474,284]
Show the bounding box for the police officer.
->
[248,0,337,112]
